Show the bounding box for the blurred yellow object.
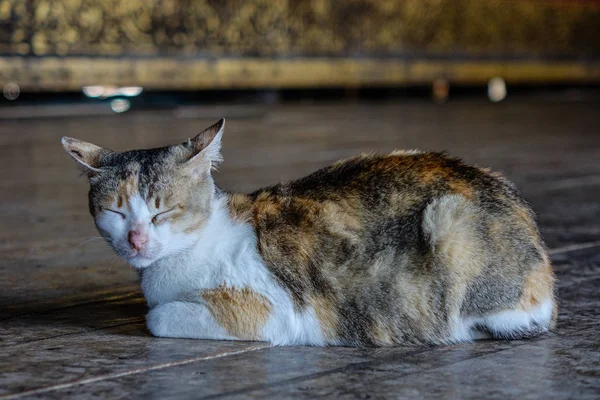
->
[432,79,450,103]
[0,0,599,90]
[2,57,598,91]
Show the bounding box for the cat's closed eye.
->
[152,206,178,224]
[106,209,126,219]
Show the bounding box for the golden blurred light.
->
[3,82,20,100]
[110,98,131,113]
[488,77,507,102]
[432,78,449,103]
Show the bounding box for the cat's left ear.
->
[182,118,225,173]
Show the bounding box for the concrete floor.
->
[1,99,599,399]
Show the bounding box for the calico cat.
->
[62,119,557,347]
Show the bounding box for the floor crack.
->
[0,344,272,400]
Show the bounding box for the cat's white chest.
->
[139,221,273,308]
[138,210,328,346]
[141,256,215,307]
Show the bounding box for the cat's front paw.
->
[145,301,234,340]
[146,302,180,337]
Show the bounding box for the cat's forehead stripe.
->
[120,167,140,201]
[110,157,168,203]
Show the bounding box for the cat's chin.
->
[126,254,156,269]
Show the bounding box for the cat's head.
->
[61,119,225,269]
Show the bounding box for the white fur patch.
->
[147,301,236,340]
[422,194,477,247]
[453,299,555,342]
[140,194,325,345]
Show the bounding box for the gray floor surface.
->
[1,99,599,399]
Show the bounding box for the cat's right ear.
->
[179,118,225,175]
[61,137,111,178]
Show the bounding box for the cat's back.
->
[240,150,542,260]
[230,150,543,283]
[249,150,521,211]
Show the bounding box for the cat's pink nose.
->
[128,230,148,251]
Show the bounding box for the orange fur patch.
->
[201,286,272,340]
[124,174,138,198]
[228,193,253,223]
[309,294,339,341]
[448,180,475,200]
[254,192,282,218]
[519,261,555,309]
[117,169,140,203]
[519,261,557,327]
[419,164,450,184]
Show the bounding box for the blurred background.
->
[2,3,600,397]
[1,0,599,113]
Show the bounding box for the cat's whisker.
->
[104,254,121,272]
[100,253,120,261]
[77,236,104,244]
[103,253,123,271]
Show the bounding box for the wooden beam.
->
[2,57,600,91]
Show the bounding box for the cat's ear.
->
[181,118,225,173]
[61,137,111,177]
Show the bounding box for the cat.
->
[62,118,557,347]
